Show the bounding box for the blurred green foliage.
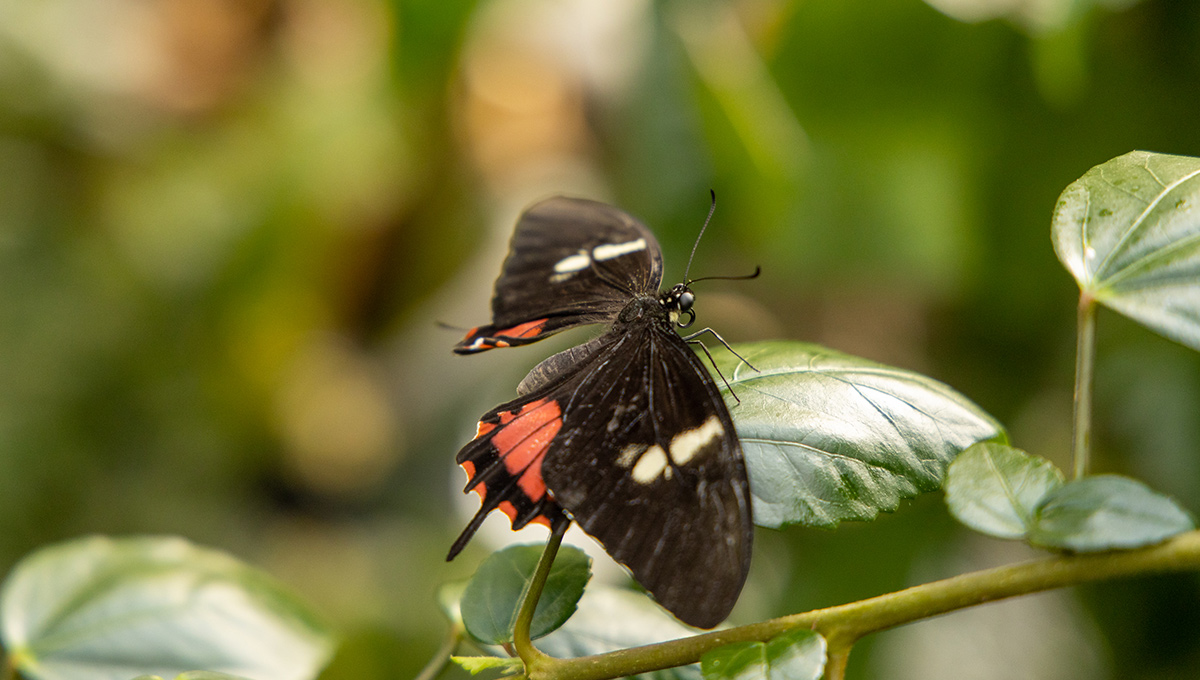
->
[1,0,1199,678]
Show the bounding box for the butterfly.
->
[446,195,754,629]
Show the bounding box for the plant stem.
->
[513,519,570,669]
[531,529,1200,680]
[413,626,462,680]
[1072,293,1097,479]
[824,648,851,680]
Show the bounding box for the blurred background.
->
[1,0,1199,678]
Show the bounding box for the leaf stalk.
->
[414,626,462,680]
[514,520,570,671]
[1072,293,1097,479]
[532,530,1200,680]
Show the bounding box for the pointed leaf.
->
[945,443,1065,539]
[711,341,1005,528]
[1052,150,1200,350]
[459,544,591,645]
[0,536,333,680]
[1029,475,1195,552]
[450,656,524,675]
[700,630,826,680]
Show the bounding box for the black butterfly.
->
[446,196,753,629]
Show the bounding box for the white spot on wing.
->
[554,251,591,274]
[669,415,724,466]
[631,445,669,484]
[592,238,647,261]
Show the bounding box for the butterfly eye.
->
[679,290,695,312]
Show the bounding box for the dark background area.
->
[1,0,1198,677]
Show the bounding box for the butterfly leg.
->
[682,327,759,372]
[685,333,743,403]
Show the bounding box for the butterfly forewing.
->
[540,320,752,629]
[455,197,663,353]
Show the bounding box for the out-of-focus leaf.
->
[710,341,1005,529]
[450,656,523,675]
[436,580,467,627]
[459,545,591,645]
[1052,150,1200,351]
[0,536,333,680]
[129,673,251,680]
[1029,475,1195,552]
[945,443,1065,538]
[537,585,703,680]
[700,630,826,680]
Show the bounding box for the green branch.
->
[1072,293,1097,479]
[529,529,1200,680]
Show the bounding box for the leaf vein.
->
[1094,166,1200,279]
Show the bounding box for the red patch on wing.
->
[498,319,548,339]
[460,398,562,507]
[490,399,562,501]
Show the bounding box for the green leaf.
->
[700,630,826,680]
[0,535,334,680]
[945,443,1065,539]
[1052,150,1200,350]
[1029,475,1196,552]
[459,544,591,645]
[712,341,1005,528]
[450,656,524,675]
[537,585,704,680]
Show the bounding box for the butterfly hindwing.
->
[448,393,569,561]
[455,197,664,353]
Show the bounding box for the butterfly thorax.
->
[616,284,694,330]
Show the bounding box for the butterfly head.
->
[661,283,697,329]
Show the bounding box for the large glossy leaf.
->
[945,443,1065,539]
[0,536,333,680]
[700,630,826,680]
[459,544,591,645]
[712,341,1005,529]
[1029,475,1195,552]
[1052,150,1200,350]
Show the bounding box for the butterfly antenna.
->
[689,266,762,284]
[683,189,718,284]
